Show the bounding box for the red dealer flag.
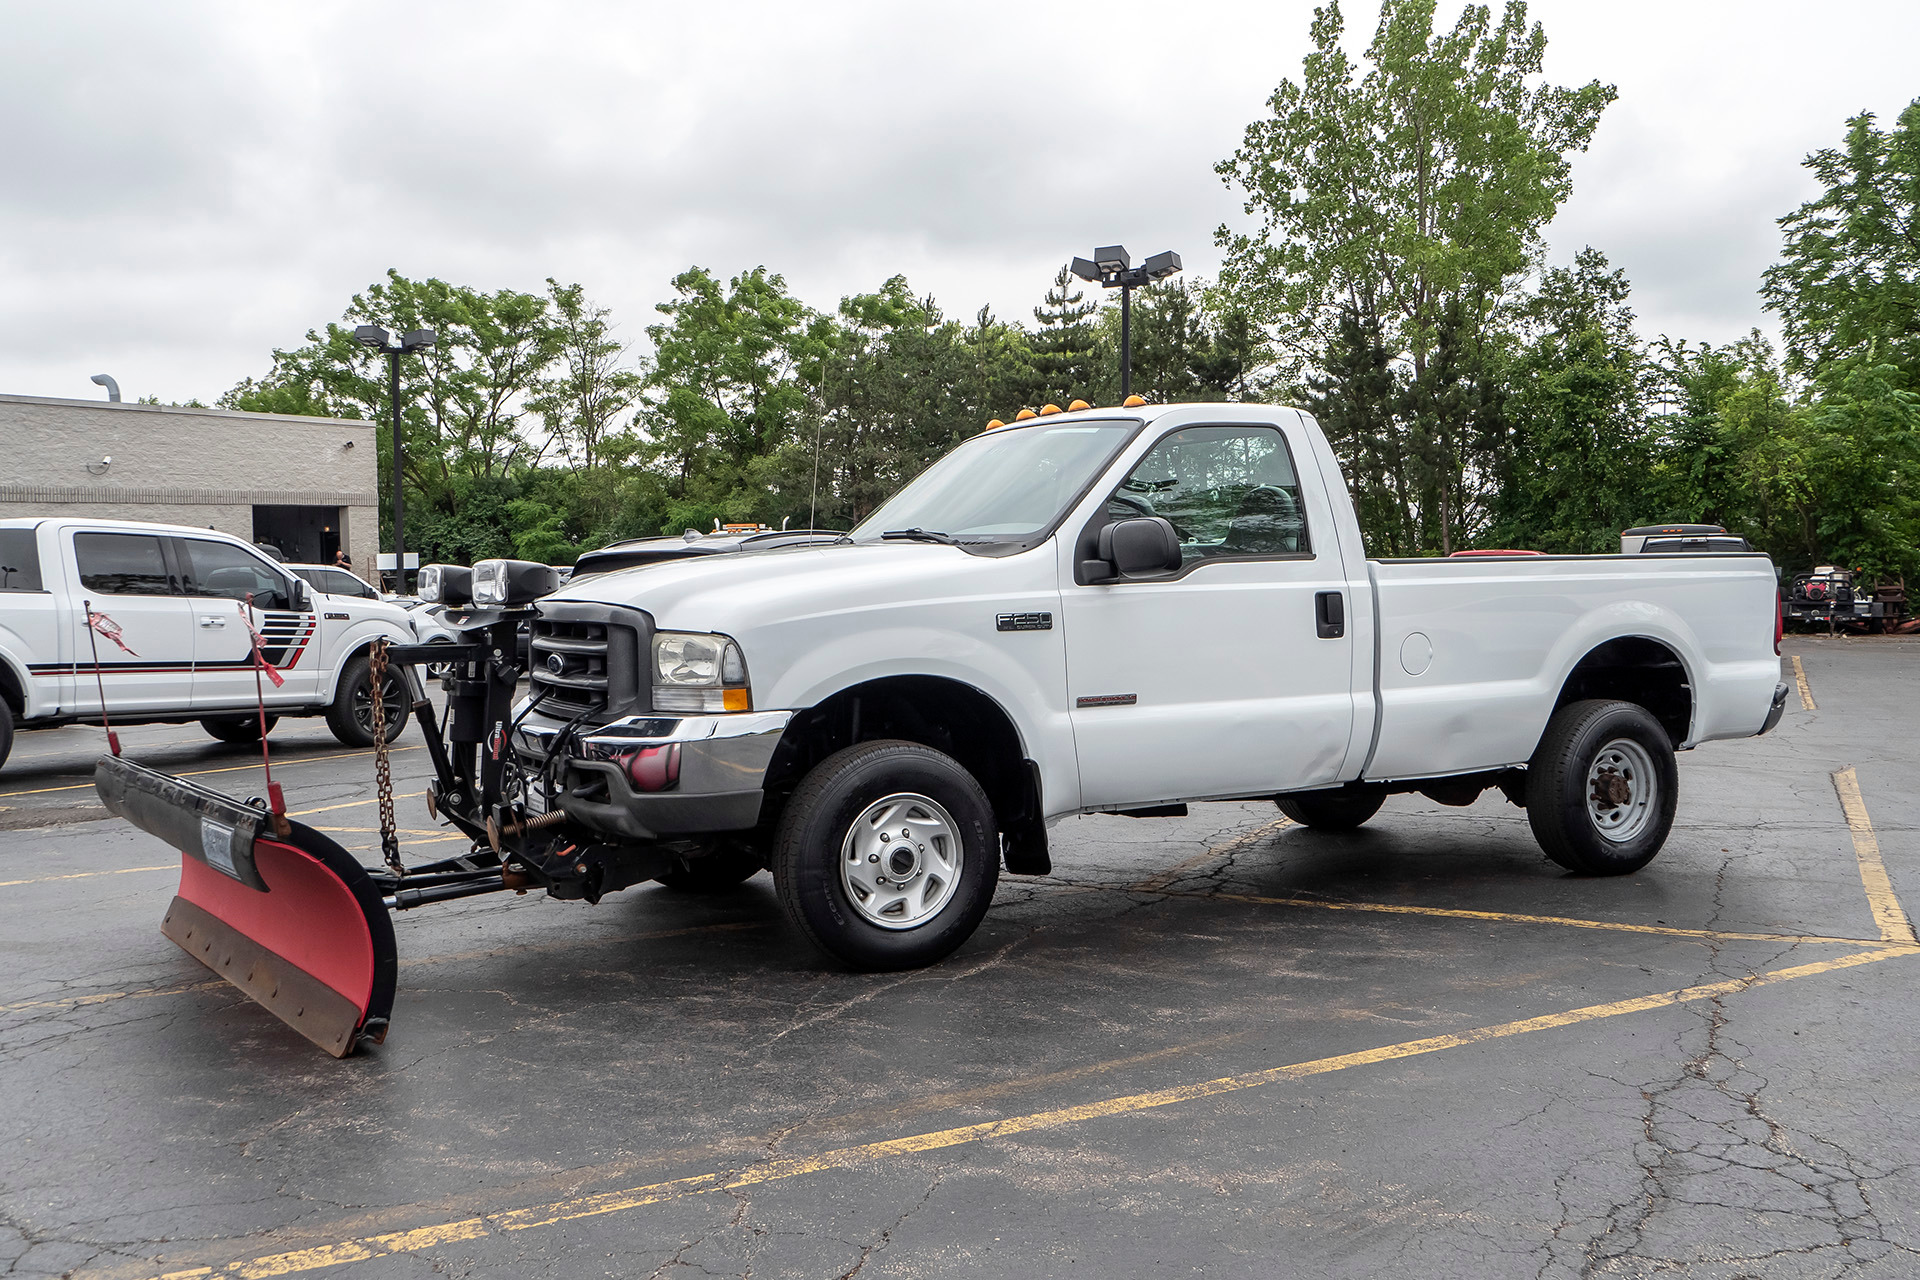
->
[238,600,286,687]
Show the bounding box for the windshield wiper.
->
[879,528,960,545]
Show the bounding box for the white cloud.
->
[1,0,1915,404]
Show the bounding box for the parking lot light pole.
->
[1071,247,1183,400]
[352,325,436,593]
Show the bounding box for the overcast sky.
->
[3,0,1917,406]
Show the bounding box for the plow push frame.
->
[96,571,693,1058]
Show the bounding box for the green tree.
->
[1029,265,1100,407]
[527,279,645,472]
[1218,0,1614,550]
[1762,98,1920,389]
[1490,248,1653,551]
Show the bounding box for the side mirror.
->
[1095,517,1182,579]
[289,578,311,613]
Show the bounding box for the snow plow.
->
[94,560,691,1057]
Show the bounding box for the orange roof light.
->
[1039,403,1063,415]
[985,418,1006,431]
[1067,399,1090,411]
[1013,408,1037,421]
[1122,394,1146,408]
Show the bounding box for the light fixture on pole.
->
[352,325,437,593]
[1070,246,1182,400]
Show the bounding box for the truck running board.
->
[96,755,398,1057]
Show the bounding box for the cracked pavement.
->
[0,637,1916,1278]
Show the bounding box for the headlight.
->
[472,558,559,606]
[418,563,471,606]
[652,631,752,713]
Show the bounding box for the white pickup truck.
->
[0,518,417,771]
[503,402,1787,971]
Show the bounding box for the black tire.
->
[325,652,410,748]
[200,714,278,744]
[1275,788,1385,830]
[0,700,13,772]
[425,641,456,680]
[772,740,999,972]
[656,842,764,893]
[1526,699,1678,875]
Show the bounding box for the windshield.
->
[851,420,1136,543]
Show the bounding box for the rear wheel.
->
[200,714,278,744]
[326,652,409,748]
[772,740,998,971]
[1275,788,1385,830]
[1526,699,1677,875]
[656,842,764,893]
[0,701,13,771]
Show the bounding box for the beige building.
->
[0,393,380,573]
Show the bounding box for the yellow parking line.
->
[132,943,1916,1280]
[1832,767,1916,945]
[1781,660,1812,710]
[0,746,424,799]
[1139,885,1875,948]
[1133,816,1292,892]
[0,864,176,889]
[289,792,425,817]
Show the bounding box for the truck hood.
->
[541,540,1030,635]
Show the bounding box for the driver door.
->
[178,537,319,709]
[1059,421,1357,808]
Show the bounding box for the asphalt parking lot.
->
[3,636,1917,1279]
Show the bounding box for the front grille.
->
[527,601,649,727]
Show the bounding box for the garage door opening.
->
[253,505,343,565]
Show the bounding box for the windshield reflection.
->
[851,421,1135,543]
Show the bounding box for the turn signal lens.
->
[723,688,752,712]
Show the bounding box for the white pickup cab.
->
[0,518,418,769]
[496,402,1788,971]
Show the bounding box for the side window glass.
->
[75,533,174,596]
[183,539,290,609]
[1106,426,1311,569]
[0,528,44,592]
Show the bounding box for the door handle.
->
[199,616,227,629]
[1314,591,1345,639]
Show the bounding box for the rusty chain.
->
[369,638,404,877]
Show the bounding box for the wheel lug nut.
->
[879,833,890,842]
[867,852,879,863]
[901,829,911,838]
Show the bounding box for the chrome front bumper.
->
[516,710,793,841]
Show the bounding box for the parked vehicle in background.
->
[287,562,393,602]
[0,519,417,771]
[1619,524,1752,554]
[1784,566,1913,632]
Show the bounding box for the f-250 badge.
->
[995,612,1052,632]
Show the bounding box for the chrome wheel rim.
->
[1586,737,1656,844]
[839,792,963,930]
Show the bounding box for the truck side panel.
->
[1363,554,1781,781]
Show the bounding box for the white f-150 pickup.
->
[501,402,1788,971]
[0,518,417,770]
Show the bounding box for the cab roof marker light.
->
[1123,394,1147,407]
[985,418,1006,431]
[1013,408,1037,421]
[1068,399,1091,411]
[1039,403,1063,416]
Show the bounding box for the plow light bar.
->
[417,563,472,605]
[471,558,561,606]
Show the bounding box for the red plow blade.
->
[96,756,397,1057]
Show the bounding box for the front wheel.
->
[325,652,410,748]
[1526,699,1678,875]
[201,714,278,744]
[0,701,13,771]
[772,740,998,971]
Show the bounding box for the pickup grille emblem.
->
[996,612,1053,632]
[1076,694,1137,709]
[545,654,568,675]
